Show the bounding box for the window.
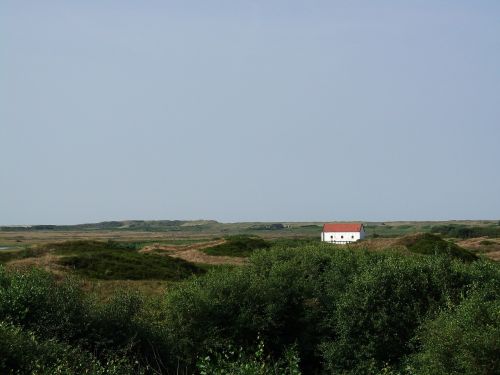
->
[341,235,344,239]
[330,235,333,239]
[351,235,354,239]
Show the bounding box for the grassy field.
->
[0,219,498,299]
[2,219,498,243]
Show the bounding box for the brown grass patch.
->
[347,238,409,253]
[456,237,500,261]
[140,239,247,266]
[6,253,68,277]
[81,279,172,300]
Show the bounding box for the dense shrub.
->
[0,321,140,374]
[203,235,271,257]
[0,267,170,373]
[0,268,87,340]
[1,242,499,374]
[83,293,173,372]
[0,246,50,264]
[320,256,466,373]
[58,251,203,280]
[163,246,358,369]
[410,287,500,375]
[163,246,499,374]
[196,340,301,375]
[431,225,500,238]
[166,246,315,369]
[398,233,477,261]
[47,240,136,253]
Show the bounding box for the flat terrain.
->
[1,219,498,245]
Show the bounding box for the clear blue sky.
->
[1,1,499,225]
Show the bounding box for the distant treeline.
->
[0,225,58,231]
[0,220,219,232]
[431,224,500,238]
[249,223,286,230]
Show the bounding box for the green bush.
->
[1,242,499,374]
[410,288,500,375]
[164,246,383,371]
[164,246,500,374]
[0,246,49,264]
[47,240,136,254]
[58,251,203,280]
[203,235,271,257]
[196,340,301,375]
[0,321,140,374]
[83,292,173,372]
[431,225,500,238]
[320,256,467,373]
[399,233,477,261]
[0,267,87,341]
[0,267,170,373]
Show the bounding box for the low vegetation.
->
[431,224,500,238]
[0,242,498,374]
[0,240,205,281]
[56,240,206,280]
[202,235,271,257]
[0,246,48,264]
[397,233,478,261]
[59,251,203,280]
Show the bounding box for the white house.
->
[321,223,365,244]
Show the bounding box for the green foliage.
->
[164,245,499,374]
[364,224,423,238]
[431,224,500,238]
[0,220,219,232]
[320,256,469,373]
[0,322,140,374]
[203,235,271,257]
[0,267,170,373]
[0,240,135,264]
[0,268,87,340]
[58,250,203,280]
[164,246,361,369]
[270,238,319,248]
[399,233,477,261]
[197,340,301,375]
[1,240,205,281]
[48,240,136,253]
[249,223,286,230]
[1,241,499,374]
[83,292,173,371]
[0,246,48,264]
[410,288,500,375]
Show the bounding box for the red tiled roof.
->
[322,223,363,233]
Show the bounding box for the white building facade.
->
[321,223,365,244]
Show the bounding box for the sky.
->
[1,1,499,225]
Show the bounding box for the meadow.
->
[0,220,499,374]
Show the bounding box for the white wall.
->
[321,230,364,243]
